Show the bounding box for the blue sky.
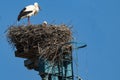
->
[0,0,120,80]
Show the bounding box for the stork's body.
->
[17,2,40,25]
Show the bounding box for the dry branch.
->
[7,24,72,61]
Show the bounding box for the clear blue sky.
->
[0,0,120,80]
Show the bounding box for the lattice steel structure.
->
[38,49,73,80]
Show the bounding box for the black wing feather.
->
[17,8,32,21]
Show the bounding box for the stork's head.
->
[34,2,40,9]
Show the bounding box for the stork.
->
[17,2,40,25]
[42,21,47,27]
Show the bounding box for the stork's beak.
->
[38,6,41,10]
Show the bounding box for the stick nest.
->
[7,24,72,61]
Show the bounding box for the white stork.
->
[17,2,40,25]
[42,21,47,27]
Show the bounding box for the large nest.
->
[7,24,72,61]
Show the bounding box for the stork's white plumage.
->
[17,2,40,25]
[42,21,47,27]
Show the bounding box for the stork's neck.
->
[35,5,39,11]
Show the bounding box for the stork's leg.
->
[28,16,30,25]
